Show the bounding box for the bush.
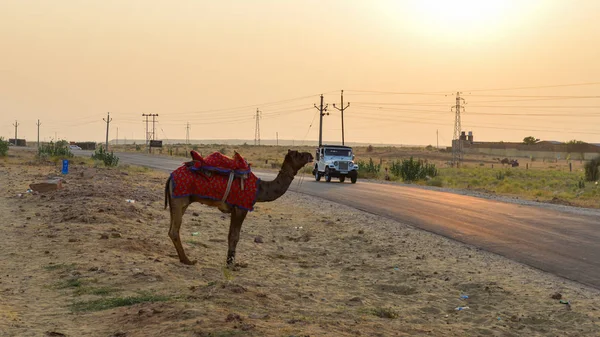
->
[38,140,74,158]
[0,137,8,157]
[390,157,437,182]
[366,145,374,153]
[92,146,120,167]
[584,156,600,182]
[357,158,381,174]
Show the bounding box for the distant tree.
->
[566,139,586,145]
[523,136,539,145]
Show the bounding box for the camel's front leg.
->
[227,207,248,265]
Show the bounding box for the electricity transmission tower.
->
[314,94,329,147]
[254,109,261,146]
[333,90,350,146]
[12,120,19,146]
[103,112,112,151]
[451,92,466,166]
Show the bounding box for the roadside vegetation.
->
[107,143,599,208]
[0,137,8,157]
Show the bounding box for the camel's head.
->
[284,149,314,173]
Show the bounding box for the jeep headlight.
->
[334,161,339,167]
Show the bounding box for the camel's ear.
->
[288,149,291,153]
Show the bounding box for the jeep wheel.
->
[350,172,357,184]
[339,176,346,183]
[325,168,332,182]
[314,167,321,181]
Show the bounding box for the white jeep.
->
[313,145,358,183]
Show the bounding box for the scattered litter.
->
[559,300,570,305]
[497,317,502,321]
[393,267,399,271]
[294,226,303,230]
[191,232,199,236]
[126,199,136,203]
[26,189,33,193]
[460,294,469,300]
[455,306,469,311]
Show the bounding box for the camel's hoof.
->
[182,259,197,265]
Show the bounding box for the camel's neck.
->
[256,163,296,202]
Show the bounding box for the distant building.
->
[8,139,27,146]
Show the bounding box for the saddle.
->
[184,151,252,201]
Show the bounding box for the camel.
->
[164,149,313,266]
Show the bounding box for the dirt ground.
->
[2,150,600,337]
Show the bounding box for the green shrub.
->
[38,140,74,158]
[390,157,437,182]
[584,156,600,182]
[358,158,381,174]
[92,146,119,167]
[0,137,8,157]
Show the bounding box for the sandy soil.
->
[1,150,600,337]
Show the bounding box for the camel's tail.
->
[164,175,171,210]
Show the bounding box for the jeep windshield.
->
[325,149,351,157]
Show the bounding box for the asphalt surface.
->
[79,150,600,289]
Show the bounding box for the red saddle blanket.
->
[170,152,259,211]
[189,151,251,174]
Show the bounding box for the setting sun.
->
[386,0,542,39]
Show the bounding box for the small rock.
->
[510,315,520,322]
[26,217,31,220]
[88,267,99,271]
[193,212,200,217]
[254,236,264,243]
[68,238,78,243]
[226,313,242,322]
[44,251,50,255]
[30,180,62,193]
[136,219,143,223]
[249,313,270,319]
[240,323,255,331]
[376,253,381,258]
[551,292,562,300]
[35,213,41,217]
[45,332,66,337]
[358,230,364,234]
[111,233,122,238]
[100,234,109,240]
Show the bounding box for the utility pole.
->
[185,122,190,157]
[142,113,158,153]
[333,90,350,146]
[116,127,119,145]
[254,109,261,146]
[451,92,465,166]
[152,114,158,141]
[36,120,41,149]
[142,114,150,147]
[103,112,112,151]
[314,94,329,147]
[276,132,279,146]
[12,120,19,146]
[436,129,439,149]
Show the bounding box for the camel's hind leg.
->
[227,207,248,265]
[168,196,196,265]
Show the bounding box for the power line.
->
[463,82,600,92]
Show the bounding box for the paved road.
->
[81,150,600,289]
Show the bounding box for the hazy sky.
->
[1,0,599,146]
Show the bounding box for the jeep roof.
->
[319,145,353,149]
